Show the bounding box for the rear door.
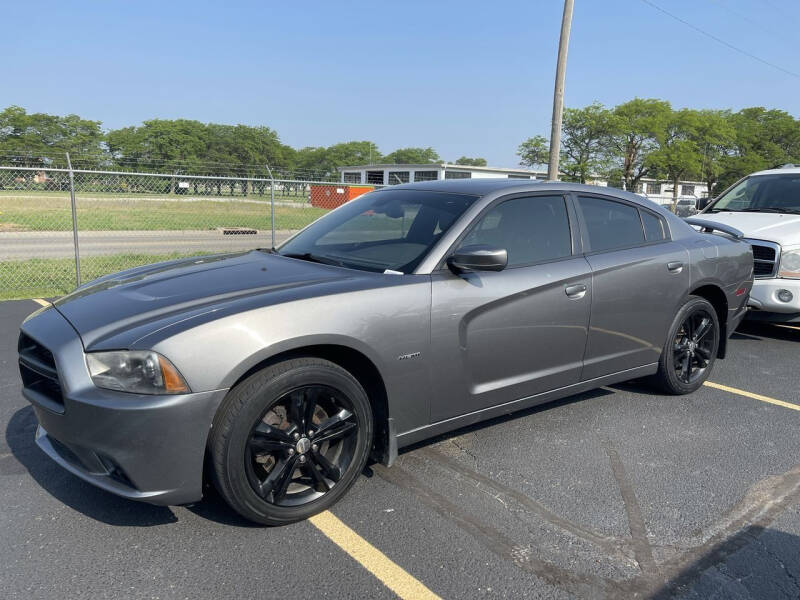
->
[574,194,690,380]
[429,193,592,422]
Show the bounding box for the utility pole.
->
[547,0,574,181]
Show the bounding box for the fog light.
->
[777,289,793,303]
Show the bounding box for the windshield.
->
[710,174,800,213]
[278,189,478,273]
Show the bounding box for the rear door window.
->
[641,210,667,242]
[577,196,645,252]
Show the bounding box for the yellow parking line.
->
[32,298,50,307]
[704,381,800,412]
[309,511,441,600]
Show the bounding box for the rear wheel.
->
[210,358,372,525]
[651,296,720,395]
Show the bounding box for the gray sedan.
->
[18,180,754,524]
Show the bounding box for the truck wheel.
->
[651,296,720,395]
[210,357,373,525]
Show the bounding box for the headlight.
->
[779,247,800,279]
[86,351,190,395]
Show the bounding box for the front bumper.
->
[747,278,800,322]
[20,305,228,506]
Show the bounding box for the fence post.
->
[266,164,275,249]
[65,152,81,287]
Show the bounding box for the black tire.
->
[650,296,720,395]
[209,357,373,525]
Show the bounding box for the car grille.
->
[18,332,64,409]
[746,239,781,279]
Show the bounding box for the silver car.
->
[18,180,753,524]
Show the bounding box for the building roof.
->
[336,163,542,175]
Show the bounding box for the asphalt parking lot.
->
[2,299,800,600]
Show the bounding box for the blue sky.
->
[4,0,799,166]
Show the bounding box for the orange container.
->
[310,185,374,209]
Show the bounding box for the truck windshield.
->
[710,174,800,213]
[278,189,478,273]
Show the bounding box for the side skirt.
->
[392,363,658,453]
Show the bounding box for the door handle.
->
[565,284,587,299]
[667,261,684,273]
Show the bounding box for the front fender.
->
[218,333,388,390]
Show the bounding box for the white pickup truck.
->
[696,164,800,323]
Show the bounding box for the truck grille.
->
[18,333,64,409]
[746,239,780,279]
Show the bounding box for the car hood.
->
[698,211,800,247]
[53,251,362,349]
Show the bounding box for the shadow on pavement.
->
[652,525,800,599]
[399,387,614,455]
[4,405,178,527]
[735,321,800,343]
[183,485,263,528]
[5,405,271,528]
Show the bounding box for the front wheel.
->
[209,358,373,525]
[651,296,720,395]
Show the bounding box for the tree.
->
[692,109,735,198]
[517,135,549,169]
[106,119,208,167]
[294,141,382,178]
[383,147,440,164]
[559,102,612,183]
[715,107,800,191]
[605,98,672,192]
[646,109,703,211]
[454,156,487,166]
[0,106,105,166]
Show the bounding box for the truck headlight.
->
[779,247,800,279]
[86,351,190,394]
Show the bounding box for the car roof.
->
[383,178,631,196]
[751,166,800,177]
[377,178,661,208]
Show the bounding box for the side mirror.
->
[696,197,712,211]
[448,245,508,273]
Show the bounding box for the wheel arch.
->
[218,340,393,466]
[689,283,729,358]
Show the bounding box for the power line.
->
[761,0,800,27]
[638,0,800,80]
[707,0,793,44]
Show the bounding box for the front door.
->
[429,194,592,422]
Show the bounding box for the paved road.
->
[2,299,800,599]
[0,230,295,259]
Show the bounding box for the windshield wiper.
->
[256,247,278,254]
[280,252,344,267]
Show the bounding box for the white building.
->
[337,163,543,186]
[337,163,709,206]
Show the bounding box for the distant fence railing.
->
[0,161,379,300]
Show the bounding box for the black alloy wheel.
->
[673,308,716,385]
[210,357,373,525]
[244,385,358,507]
[650,295,720,395]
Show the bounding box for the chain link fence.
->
[0,163,378,300]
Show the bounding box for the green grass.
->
[0,188,314,203]
[0,195,327,232]
[0,253,210,300]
